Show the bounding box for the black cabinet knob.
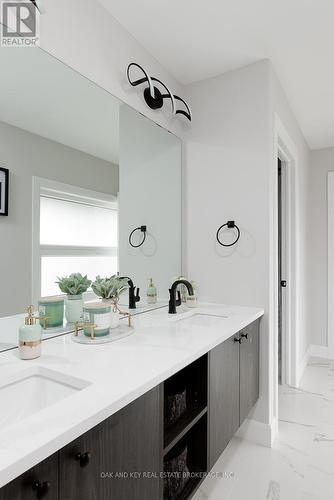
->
[234,337,242,344]
[75,451,91,467]
[241,333,248,340]
[32,480,50,499]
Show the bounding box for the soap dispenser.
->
[147,278,157,304]
[19,306,42,360]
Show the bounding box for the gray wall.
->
[0,120,118,317]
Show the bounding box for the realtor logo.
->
[1,1,39,46]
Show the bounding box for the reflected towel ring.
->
[129,225,147,248]
[216,221,240,247]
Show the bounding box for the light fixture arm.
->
[127,63,156,99]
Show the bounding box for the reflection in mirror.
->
[119,106,181,303]
[0,47,181,351]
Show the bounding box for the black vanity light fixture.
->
[129,225,147,248]
[216,220,240,247]
[127,63,192,122]
[0,167,9,217]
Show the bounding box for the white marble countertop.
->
[0,302,263,488]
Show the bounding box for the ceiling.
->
[0,47,119,163]
[98,0,334,150]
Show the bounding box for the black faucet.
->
[168,279,194,314]
[119,277,140,309]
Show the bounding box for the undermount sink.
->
[0,366,90,429]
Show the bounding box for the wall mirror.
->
[0,47,181,351]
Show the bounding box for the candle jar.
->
[38,296,64,328]
[83,302,111,337]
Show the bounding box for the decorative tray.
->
[71,323,135,345]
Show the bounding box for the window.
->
[33,178,118,300]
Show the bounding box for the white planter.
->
[102,299,120,329]
[65,295,84,323]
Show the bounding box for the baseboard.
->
[309,344,329,359]
[236,417,277,448]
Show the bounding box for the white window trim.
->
[32,177,118,305]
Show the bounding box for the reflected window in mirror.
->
[34,178,118,300]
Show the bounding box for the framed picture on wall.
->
[0,167,9,216]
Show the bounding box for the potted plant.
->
[56,273,92,323]
[91,275,128,328]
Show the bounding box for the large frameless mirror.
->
[0,47,181,351]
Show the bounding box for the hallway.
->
[194,358,334,500]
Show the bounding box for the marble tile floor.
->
[193,357,334,500]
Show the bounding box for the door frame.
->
[328,172,334,359]
[273,115,298,415]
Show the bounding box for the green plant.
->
[92,275,128,300]
[56,273,92,296]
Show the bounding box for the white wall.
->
[40,0,187,139]
[309,147,334,347]
[184,61,273,426]
[184,60,312,429]
[0,121,118,317]
[119,106,182,299]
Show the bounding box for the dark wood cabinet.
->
[59,417,113,500]
[59,386,162,500]
[209,335,240,469]
[239,320,260,424]
[107,386,162,500]
[0,453,58,500]
[209,319,260,467]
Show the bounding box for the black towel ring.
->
[129,226,147,248]
[216,221,240,247]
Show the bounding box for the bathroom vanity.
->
[0,304,263,500]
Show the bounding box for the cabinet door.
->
[59,416,113,500]
[59,386,162,500]
[239,319,260,424]
[109,385,162,500]
[0,453,58,500]
[209,335,240,469]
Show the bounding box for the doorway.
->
[278,159,282,384]
[277,158,286,385]
[277,153,291,388]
